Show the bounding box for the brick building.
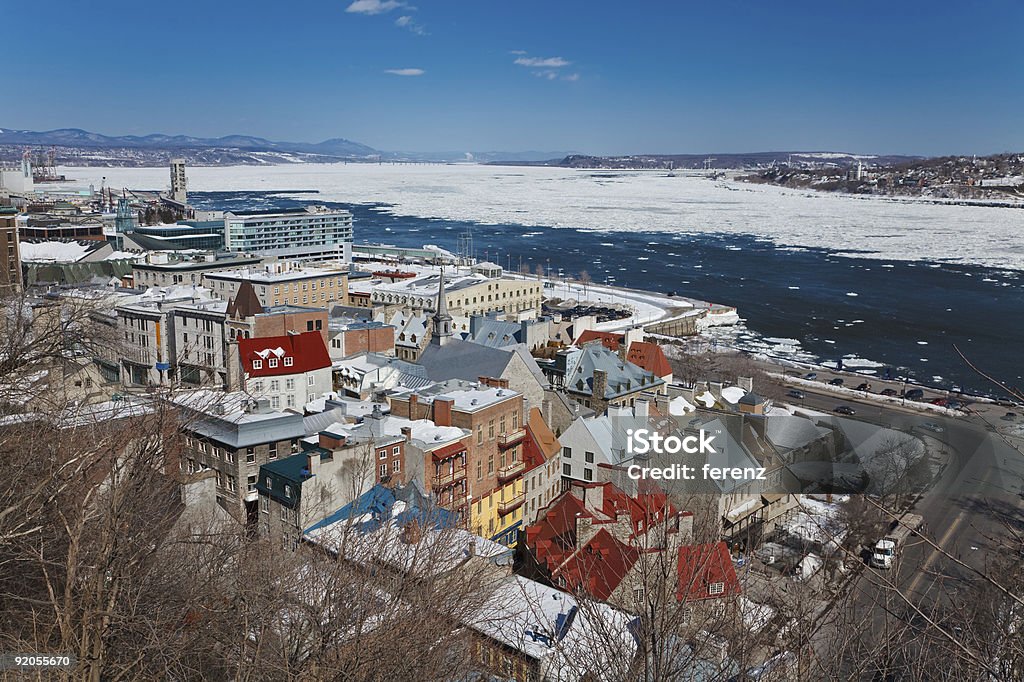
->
[390,378,527,545]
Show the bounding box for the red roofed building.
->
[573,330,673,391]
[676,541,742,602]
[522,481,696,610]
[238,331,333,411]
[626,341,674,385]
[575,330,624,352]
[521,407,562,524]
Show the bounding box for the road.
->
[807,396,1024,672]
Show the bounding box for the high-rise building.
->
[223,206,353,262]
[170,158,188,204]
[0,206,21,292]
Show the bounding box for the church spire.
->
[431,266,453,346]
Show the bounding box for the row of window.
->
[561,446,595,463]
[251,356,294,370]
[562,462,594,481]
[267,278,344,295]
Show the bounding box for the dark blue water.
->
[189,190,1023,398]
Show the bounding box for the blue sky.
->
[5,1,1023,155]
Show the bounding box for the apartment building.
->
[172,298,230,388]
[390,379,527,546]
[237,331,332,411]
[0,206,21,292]
[203,262,349,309]
[132,252,262,289]
[172,391,308,523]
[223,205,353,262]
[369,270,542,318]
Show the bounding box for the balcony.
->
[433,466,467,489]
[498,494,525,516]
[497,459,525,483]
[497,428,526,448]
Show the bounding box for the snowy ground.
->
[54,164,1024,271]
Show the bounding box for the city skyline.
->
[5,1,1024,156]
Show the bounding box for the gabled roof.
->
[555,528,642,601]
[525,482,681,601]
[239,330,331,377]
[575,330,623,351]
[226,280,263,318]
[565,342,663,399]
[626,341,673,379]
[677,541,742,602]
[523,407,560,469]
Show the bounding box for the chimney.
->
[635,399,649,418]
[318,432,344,449]
[592,369,608,401]
[408,393,419,419]
[400,426,412,443]
[709,381,723,401]
[737,376,754,392]
[470,314,484,337]
[434,398,454,427]
[582,483,605,515]
[306,451,321,478]
[575,514,596,547]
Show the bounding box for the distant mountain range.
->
[0,127,576,166]
[0,126,942,170]
[0,127,377,156]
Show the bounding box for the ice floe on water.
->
[57,164,1024,270]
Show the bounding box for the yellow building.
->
[203,263,349,308]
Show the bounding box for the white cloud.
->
[514,56,570,68]
[384,68,425,76]
[563,73,580,82]
[346,0,408,15]
[534,70,559,80]
[509,50,527,55]
[395,15,427,35]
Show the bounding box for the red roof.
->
[524,482,686,601]
[238,331,331,377]
[575,330,624,351]
[676,541,742,602]
[554,528,641,600]
[431,440,468,461]
[523,408,560,472]
[626,341,673,379]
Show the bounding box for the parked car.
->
[919,422,944,434]
[834,405,856,415]
[880,388,898,397]
[787,389,806,400]
[1002,411,1018,421]
[856,383,872,391]
[930,398,948,406]
[804,372,818,380]
[904,388,925,400]
[829,378,845,386]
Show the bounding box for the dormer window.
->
[708,582,725,596]
[269,358,278,368]
[284,357,293,367]
[252,359,263,370]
